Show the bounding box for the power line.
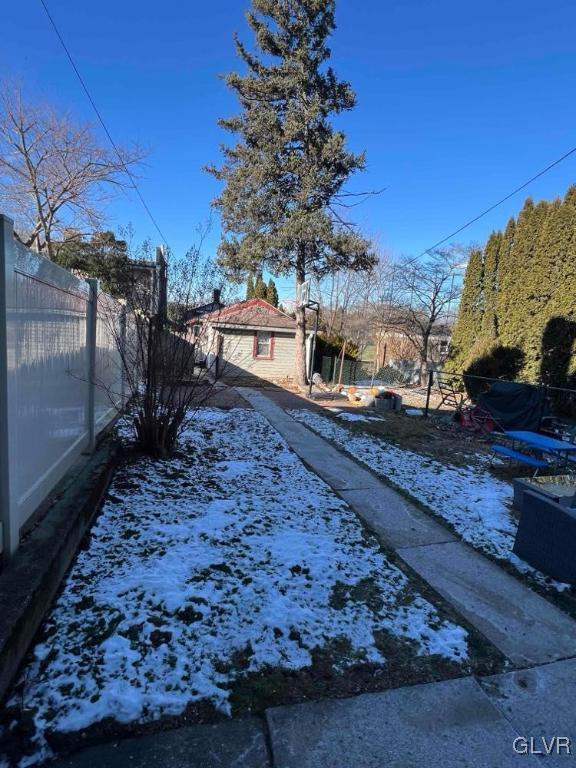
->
[39,0,576,264]
[39,0,169,246]
[416,143,576,260]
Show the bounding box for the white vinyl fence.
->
[0,214,126,556]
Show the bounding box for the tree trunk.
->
[294,253,307,388]
[418,358,427,387]
[338,340,347,386]
[419,332,431,385]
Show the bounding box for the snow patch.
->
[336,412,381,423]
[8,408,469,765]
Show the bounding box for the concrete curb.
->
[0,439,119,704]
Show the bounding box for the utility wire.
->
[39,0,169,247]
[40,0,576,264]
[416,143,576,260]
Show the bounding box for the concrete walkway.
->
[266,676,533,767]
[52,389,576,767]
[238,387,576,668]
[55,665,576,767]
[266,661,576,766]
[53,718,270,767]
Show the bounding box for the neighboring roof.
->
[128,258,156,270]
[185,289,225,321]
[184,300,225,321]
[199,298,297,330]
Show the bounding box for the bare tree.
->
[371,249,464,385]
[0,82,144,259]
[314,270,366,337]
[312,260,382,360]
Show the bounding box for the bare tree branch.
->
[369,248,466,384]
[0,81,146,259]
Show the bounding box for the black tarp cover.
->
[477,381,546,431]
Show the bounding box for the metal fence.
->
[0,214,126,556]
[319,356,421,387]
[320,356,374,386]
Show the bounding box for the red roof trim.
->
[197,298,295,326]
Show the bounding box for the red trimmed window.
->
[253,330,274,359]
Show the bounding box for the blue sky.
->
[2,1,576,299]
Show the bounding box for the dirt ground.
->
[325,407,498,469]
[199,383,253,409]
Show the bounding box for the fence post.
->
[0,215,18,555]
[85,279,98,454]
[424,368,434,418]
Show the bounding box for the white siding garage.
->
[195,298,306,385]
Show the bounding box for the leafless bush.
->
[103,230,238,459]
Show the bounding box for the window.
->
[253,330,274,359]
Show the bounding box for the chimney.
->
[213,288,221,305]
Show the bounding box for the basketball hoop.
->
[297,281,310,308]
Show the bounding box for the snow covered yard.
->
[4,408,474,766]
[288,409,571,594]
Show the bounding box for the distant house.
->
[195,298,306,383]
[183,289,225,322]
[371,319,452,383]
[128,255,164,316]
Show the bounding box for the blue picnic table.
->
[490,430,576,476]
[505,430,576,456]
[505,430,576,471]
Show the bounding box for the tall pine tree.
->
[266,277,279,307]
[496,202,532,354]
[445,247,484,372]
[254,273,268,299]
[547,186,576,321]
[518,199,550,379]
[245,273,255,299]
[480,231,502,341]
[538,188,576,385]
[448,188,576,386]
[207,0,374,386]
